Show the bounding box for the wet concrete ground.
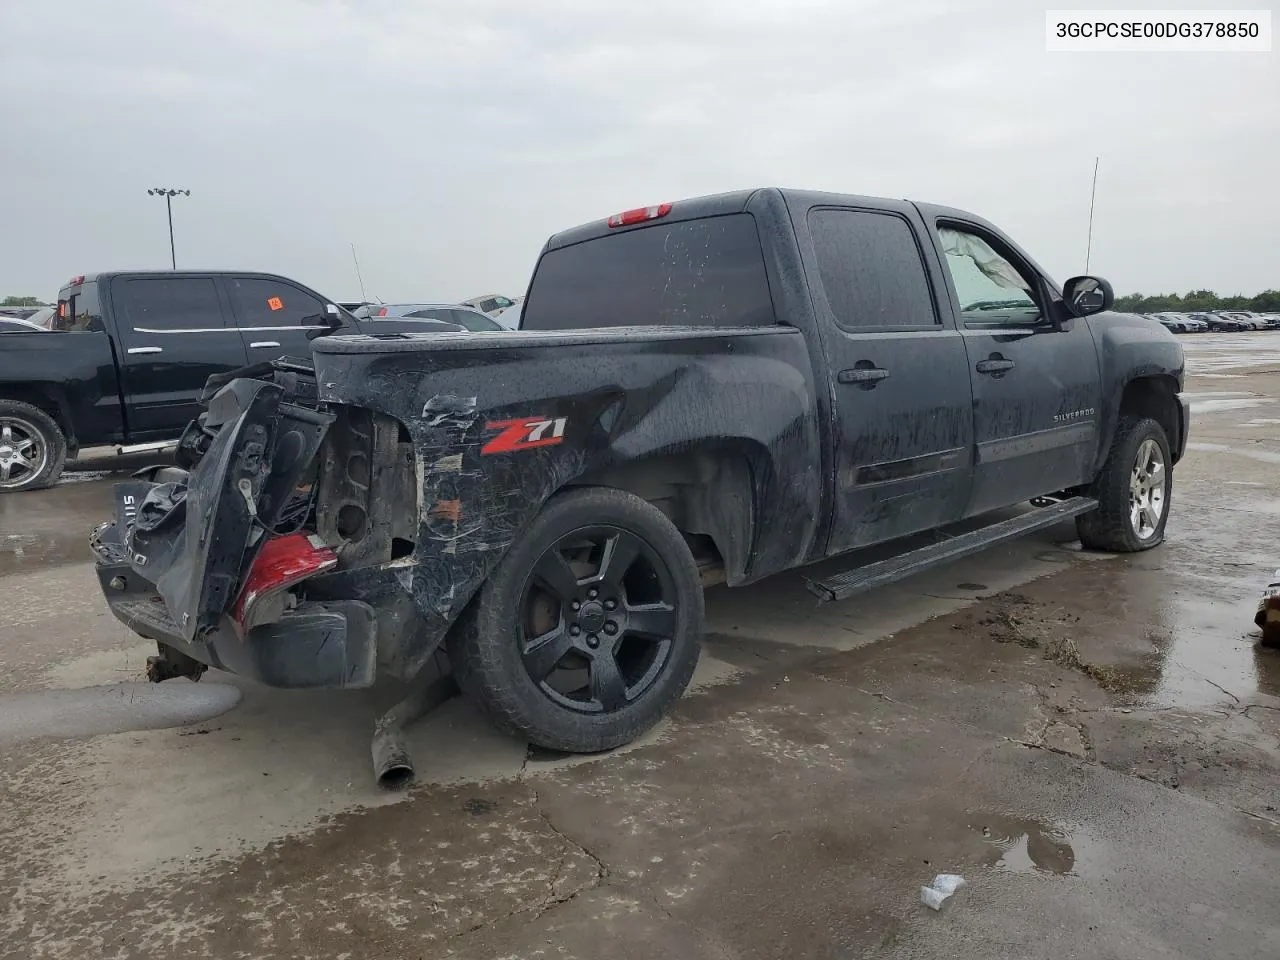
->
[3,333,1280,958]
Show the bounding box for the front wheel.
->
[448,487,704,753]
[1077,416,1172,552]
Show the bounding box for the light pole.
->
[147,187,190,269]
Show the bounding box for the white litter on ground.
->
[920,873,966,910]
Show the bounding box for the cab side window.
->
[808,209,939,330]
[228,278,327,329]
[938,225,1041,326]
[116,277,226,332]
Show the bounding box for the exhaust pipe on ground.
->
[371,674,459,789]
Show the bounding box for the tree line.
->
[1113,289,1280,314]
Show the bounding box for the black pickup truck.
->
[0,272,482,492]
[92,187,1188,782]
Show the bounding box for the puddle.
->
[0,681,242,745]
[971,814,1078,876]
[1183,335,1280,375]
[0,530,94,576]
[1184,391,1273,415]
[57,470,112,485]
[1186,443,1280,465]
[1191,398,1271,414]
[1129,555,1280,710]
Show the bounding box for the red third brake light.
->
[67,275,84,287]
[377,307,388,317]
[607,202,673,228]
[231,533,338,634]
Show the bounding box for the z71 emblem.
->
[481,417,567,455]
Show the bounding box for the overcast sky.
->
[1,0,1275,302]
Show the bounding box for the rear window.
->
[521,213,776,330]
[54,282,102,332]
[116,277,225,332]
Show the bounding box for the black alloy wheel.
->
[449,487,703,752]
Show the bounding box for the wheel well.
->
[0,386,71,441]
[568,450,755,584]
[1118,376,1181,461]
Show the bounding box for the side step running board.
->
[806,496,1098,603]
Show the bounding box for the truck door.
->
[223,276,339,363]
[929,218,1103,516]
[799,204,975,556]
[110,275,250,440]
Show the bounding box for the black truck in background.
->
[92,187,1189,784]
[0,272,482,492]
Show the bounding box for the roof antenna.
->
[1085,156,1099,273]
[350,242,369,304]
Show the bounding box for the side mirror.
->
[1061,276,1114,318]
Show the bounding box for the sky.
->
[0,0,1276,303]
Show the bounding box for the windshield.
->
[452,311,502,332]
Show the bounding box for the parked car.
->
[1237,313,1270,330]
[460,293,517,316]
[0,307,42,322]
[92,187,1188,783]
[357,303,504,331]
[492,299,523,329]
[0,315,48,333]
[1193,312,1242,331]
[0,272,493,491]
[21,306,55,329]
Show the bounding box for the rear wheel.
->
[449,487,703,752]
[1077,416,1172,552]
[0,400,66,492]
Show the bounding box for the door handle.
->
[249,341,281,349]
[838,367,890,385]
[127,346,162,355]
[975,357,1015,375]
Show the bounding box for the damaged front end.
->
[91,359,421,690]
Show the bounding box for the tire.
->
[448,486,704,752]
[0,400,67,492]
[1076,416,1172,553]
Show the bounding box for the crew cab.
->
[92,188,1189,778]
[0,271,478,491]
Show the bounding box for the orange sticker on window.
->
[267,297,284,311]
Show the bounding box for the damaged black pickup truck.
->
[92,187,1188,783]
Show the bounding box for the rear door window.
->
[521,213,776,330]
[116,277,226,332]
[227,278,328,329]
[808,209,939,330]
